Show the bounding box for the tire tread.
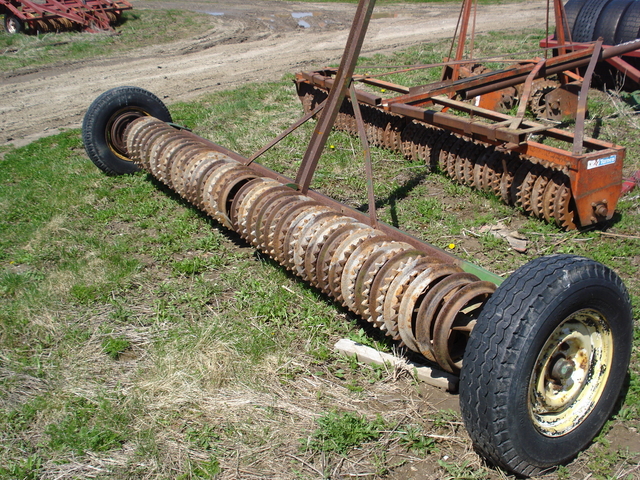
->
[460,255,632,476]
[82,86,172,175]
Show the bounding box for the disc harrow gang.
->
[123,116,496,374]
[302,85,580,229]
[0,0,131,34]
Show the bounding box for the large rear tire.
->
[615,1,640,43]
[460,254,633,476]
[560,0,589,39]
[594,0,633,44]
[82,86,172,175]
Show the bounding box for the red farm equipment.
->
[0,0,132,34]
[80,0,636,477]
[295,0,640,231]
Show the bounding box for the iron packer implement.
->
[81,0,634,476]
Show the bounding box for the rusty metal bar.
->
[350,83,379,229]
[246,100,326,166]
[295,0,376,193]
[605,56,640,85]
[450,0,475,83]
[388,47,595,106]
[573,38,603,156]
[552,0,570,83]
[509,59,546,129]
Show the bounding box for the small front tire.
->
[82,86,172,175]
[460,254,633,476]
[4,14,24,34]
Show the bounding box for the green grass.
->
[0,10,214,71]
[303,410,389,454]
[1,25,639,480]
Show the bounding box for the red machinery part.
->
[0,0,132,33]
[622,170,640,194]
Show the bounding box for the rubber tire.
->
[4,14,23,34]
[573,0,613,42]
[560,0,590,39]
[459,254,633,477]
[615,0,640,43]
[82,86,172,176]
[594,0,634,44]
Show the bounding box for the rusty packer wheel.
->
[460,255,632,476]
[83,86,172,175]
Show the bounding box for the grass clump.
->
[304,410,389,454]
[101,335,131,360]
[45,396,129,456]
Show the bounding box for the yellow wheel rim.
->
[528,309,613,437]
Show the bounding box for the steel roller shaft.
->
[123,116,496,374]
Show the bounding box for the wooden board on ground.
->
[334,338,459,392]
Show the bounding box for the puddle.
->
[292,12,312,28]
[371,12,398,19]
[204,11,225,16]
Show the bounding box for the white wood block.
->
[334,338,458,392]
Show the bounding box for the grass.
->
[0,9,215,71]
[1,23,639,480]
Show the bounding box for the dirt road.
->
[0,0,548,147]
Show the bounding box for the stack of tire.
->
[562,0,640,88]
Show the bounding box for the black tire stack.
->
[560,0,640,88]
[564,0,640,43]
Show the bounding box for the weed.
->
[101,335,131,360]
[0,455,42,480]
[45,396,129,456]
[192,456,222,479]
[555,465,571,480]
[431,409,460,429]
[0,270,43,298]
[303,411,388,454]
[186,424,222,451]
[438,459,487,480]
[397,425,438,455]
[586,443,631,480]
[173,257,210,275]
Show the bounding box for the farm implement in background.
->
[296,0,640,231]
[1,0,132,34]
[80,0,635,477]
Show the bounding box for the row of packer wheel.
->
[79,25,634,477]
[302,85,580,230]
